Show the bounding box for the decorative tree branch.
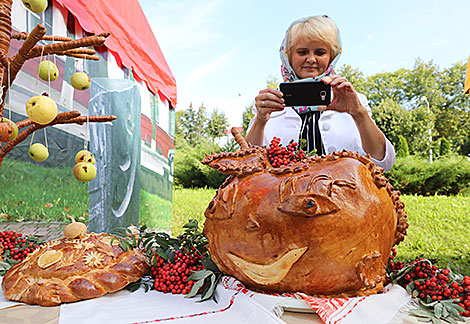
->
[7,24,47,88]
[27,33,108,59]
[0,111,117,167]
[11,30,72,42]
[0,0,117,170]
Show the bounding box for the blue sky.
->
[139,0,470,127]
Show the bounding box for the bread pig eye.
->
[207,199,217,213]
[304,198,316,212]
[277,193,339,217]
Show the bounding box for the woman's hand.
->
[254,88,286,122]
[320,74,386,161]
[319,75,366,117]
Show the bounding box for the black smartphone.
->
[280,81,331,107]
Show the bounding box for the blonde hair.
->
[286,16,339,63]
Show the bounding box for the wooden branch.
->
[54,48,100,60]
[0,111,116,163]
[10,24,46,69]
[0,52,7,67]
[28,34,108,59]
[0,24,47,116]
[55,53,100,60]
[60,48,97,55]
[11,30,72,42]
[61,115,117,125]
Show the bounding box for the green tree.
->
[363,69,408,107]
[206,108,229,140]
[439,137,451,156]
[242,103,254,136]
[435,61,470,150]
[175,103,208,146]
[371,97,410,148]
[173,132,226,188]
[407,106,436,156]
[337,65,367,94]
[267,75,279,89]
[397,135,410,157]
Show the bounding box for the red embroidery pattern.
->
[221,276,303,299]
[132,292,239,324]
[299,293,369,324]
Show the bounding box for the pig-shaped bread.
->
[202,133,407,297]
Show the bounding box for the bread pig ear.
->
[201,147,269,176]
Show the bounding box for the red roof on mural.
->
[55,0,177,107]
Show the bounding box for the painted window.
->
[169,108,175,138]
[27,3,53,34]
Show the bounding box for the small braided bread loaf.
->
[2,233,148,306]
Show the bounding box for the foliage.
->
[337,65,367,94]
[241,103,254,137]
[387,257,469,322]
[371,98,410,149]
[0,231,44,275]
[385,156,470,196]
[340,59,469,156]
[111,220,222,302]
[175,105,209,146]
[440,137,451,157]
[206,108,229,139]
[173,134,227,189]
[266,75,280,89]
[397,135,410,158]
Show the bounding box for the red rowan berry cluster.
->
[0,230,41,263]
[267,137,306,167]
[388,253,470,317]
[150,249,205,295]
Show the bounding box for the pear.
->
[26,95,58,125]
[73,162,97,182]
[22,0,48,14]
[75,150,95,165]
[28,143,49,162]
[0,117,18,142]
[70,72,91,90]
[38,60,59,82]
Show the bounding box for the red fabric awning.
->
[55,0,177,107]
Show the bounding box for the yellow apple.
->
[38,60,59,82]
[75,150,95,165]
[28,143,49,162]
[70,72,91,90]
[22,0,47,14]
[0,117,18,142]
[73,162,97,182]
[26,95,58,125]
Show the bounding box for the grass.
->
[0,158,172,229]
[172,187,216,235]
[397,195,470,273]
[140,189,172,230]
[172,188,470,275]
[0,157,89,222]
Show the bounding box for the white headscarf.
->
[279,15,343,113]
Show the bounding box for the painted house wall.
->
[8,0,175,230]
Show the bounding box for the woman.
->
[245,15,395,171]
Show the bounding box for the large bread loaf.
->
[2,233,148,306]
[202,149,408,296]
